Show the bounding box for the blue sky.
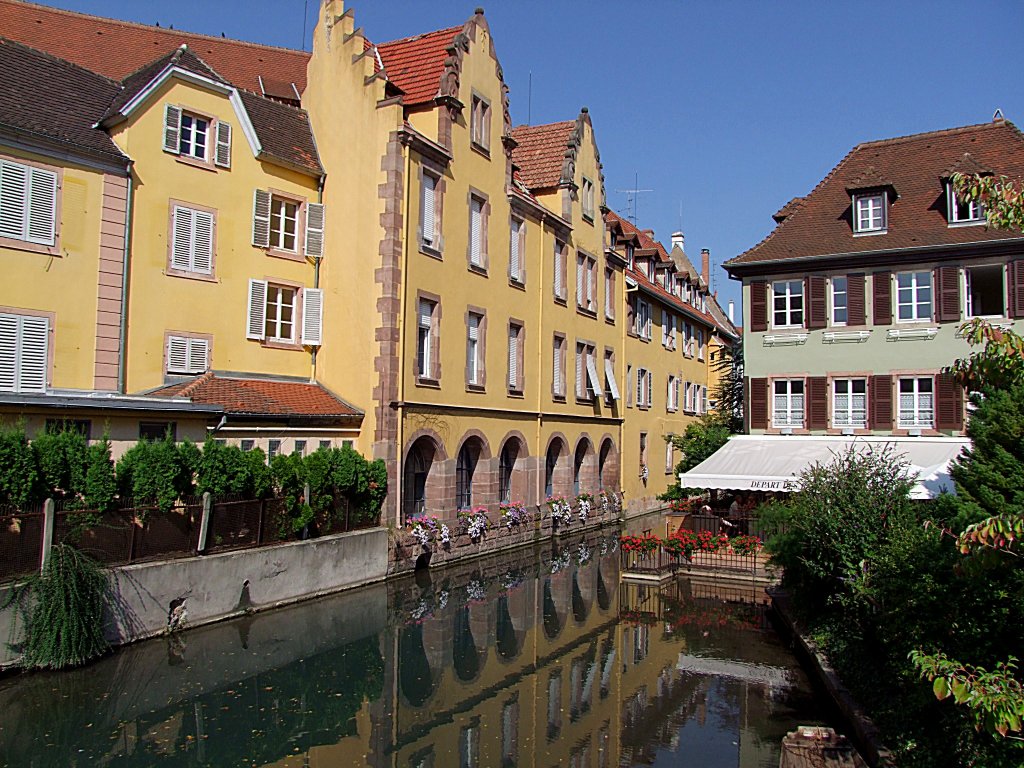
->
[44,0,1024,316]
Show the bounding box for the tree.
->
[711,338,744,432]
[661,414,732,500]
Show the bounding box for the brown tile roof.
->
[149,373,362,419]
[376,26,462,107]
[729,119,1024,268]
[103,44,228,120]
[510,121,575,190]
[237,90,323,176]
[0,0,310,94]
[0,36,125,163]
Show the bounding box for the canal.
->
[0,527,835,767]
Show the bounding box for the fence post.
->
[197,492,212,553]
[40,498,55,573]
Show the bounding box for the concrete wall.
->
[0,526,388,668]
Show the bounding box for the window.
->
[899,377,934,428]
[667,375,679,412]
[701,386,709,414]
[166,334,209,375]
[169,204,214,275]
[604,267,615,320]
[684,381,693,412]
[471,93,491,151]
[508,321,523,393]
[896,271,932,321]
[251,190,324,259]
[466,311,484,387]
[854,192,887,233]
[625,364,633,407]
[456,442,478,510]
[179,112,209,160]
[241,439,255,452]
[683,322,693,357]
[263,285,296,342]
[499,443,517,503]
[574,342,602,400]
[420,170,442,252]
[604,350,620,402]
[948,183,985,224]
[293,440,307,455]
[582,177,595,221]
[140,421,176,441]
[0,313,48,393]
[319,440,331,450]
[833,378,867,428]
[635,367,652,408]
[831,276,848,325]
[268,439,281,460]
[270,197,299,252]
[417,297,438,380]
[468,194,487,269]
[665,437,675,473]
[966,265,1005,318]
[639,432,648,473]
[554,241,567,301]
[636,300,651,340]
[0,157,58,248]
[696,329,704,360]
[772,280,804,327]
[163,105,231,167]
[576,252,597,312]
[552,334,566,398]
[773,379,804,427]
[509,217,524,283]
[343,440,353,449]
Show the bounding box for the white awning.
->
[678,435,970,500]
[605,358,620,400]
[586,355,604,397]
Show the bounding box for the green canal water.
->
[0,528,835,767]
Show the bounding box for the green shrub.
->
[32,428,88,501]
[0,424,40,509]
[115,434,194,513]
[196,438,272,498]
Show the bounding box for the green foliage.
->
[952,171,1024,233]
[0,424,41,509]
[115,434,195,513]
[710,338,743,431]
[195,438,272,498]
[2,543,110,669]
[664,414,732,499]
[948,319,1024,393]
[32,428,87,501]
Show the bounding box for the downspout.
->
[117,170,134,394]
[394,141,414,523]
[536,212,546,505]
[310,173,325,383]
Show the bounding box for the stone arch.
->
[572,435,598,496]
[543,432,571,499]
[454,431,492,511]
[597,435,620,492]
[497,430,530,505]
[402,430,448,521]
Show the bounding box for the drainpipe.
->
[394,141,414,524]
[117,170,134,394]
[535,213,546,507]
[310,174,325,383]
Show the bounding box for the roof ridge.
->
[4,0,310,57]
[376,24,462,48]
[512,120,575,132]
[176,370,215,398]
[853,119,1013,151]
[0,34,119,86]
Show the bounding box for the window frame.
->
[0,154,61,255]
[179,111,210,162]
[467,190,489,272]
[553,240,568,303]
[552,332,566,400]
[947,182,985,225]
[772,280,804,328]
[465,308,486,390]
[0,309,52,393]
[895,270,933,322]
[830,275,848,326]
[831,377,867,429]
[507,319,525,395]
[853,191,887,234]
[509,215,525,285]
[772,378,805,428]
[470,92,492,154]
[965,264,1007,319]
[576,250,597,314]
[636,299,652,341]
[898,376,935,429]
[416,293,441,384]
[164,331,212,376]
[419,166,445,256]
[581,177,595,222]
[167,200,217,279]
[604,266,615,322]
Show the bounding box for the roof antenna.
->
[615,172,653,224]
[527,71,532,125]
[993,108,1004,121]
[301,0,308,52]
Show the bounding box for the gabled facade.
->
[727,118,1024,437]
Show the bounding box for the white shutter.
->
[553,338,562,395]
[246,279,267,340]
[469,197,483,266]
[554,246,563,297]
[0,314,18,392]
[418,298,432,328]
[467,313,480,341]
[421,174,436,245]
[17,315,48,393]
[0,160,28,240]
[188,338,209,372]
[252,189,271,248]
[214,121,232,168]
[605,357,620,400]
[509,219,521,280]
[171,206,193,271]
[586,352,604,397]
[508,325,518,389]
[192,210,214,274]
[646,371,653,406]
[163,104,182,153]
[575,344,583,396]
[27,168,57,246]
[301,287,324,346]
[304,202,325,258]
[636,368,643,405]
[576,255,584,306]
[167,336,189,373]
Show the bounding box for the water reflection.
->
[0,528,829,767]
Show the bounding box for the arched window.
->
[404,439,435,521]
[573,441,588,496]
[456,441,479,510]
[499,441,517,503]
[598,440,612,491]
[545,442,560,498]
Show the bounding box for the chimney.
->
[701,248,710,286]
[670,231,684,251]
[641,228,655,240]
[728,300,735,324]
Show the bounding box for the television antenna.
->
[615,173,652,224]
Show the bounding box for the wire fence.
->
[0,504,45,583]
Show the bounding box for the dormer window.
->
[854,192,887,233]
[626,245,634,270]
[947,183,985,225]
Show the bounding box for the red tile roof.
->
[729,119,1024,268]
[510,121,575,190]
[376,26,461,106]
[149,373,362,419]
[0,0,311,94]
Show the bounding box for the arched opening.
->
[399,623,434,707]
[456,439,481,511]
[572,573,588,624]
[573,439,592,496]
[545,441,561,499]
[453,606,480,682]
[496,595,521,660]
[404,436,441,521]
[543,578,562,639]
[499,441,517,504]
[598,438,618,492]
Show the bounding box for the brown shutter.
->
[807,376,828,430]
[936,372,964,431]
[848,273,866,325]
[869,375,893,430]
[807,276,827,329]
[872,271,892,325]
[1009,260,1024,319]
[750,280,768,332]
[935,266,961,323]
[749,377,768,430]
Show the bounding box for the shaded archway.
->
[403,432,446,521]
[453,606,481,682]
[544,435,569,499]
[456,440,481,510]
[497,433,529,504]
[399,623,434,707]
[496,594,522,660]
[542,578,563,639]
[598,437,619,492]
[573,436,596,496]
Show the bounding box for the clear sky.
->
[41,0,1024,317]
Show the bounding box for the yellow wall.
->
[0,147,109,391]
[109,79,320,393]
